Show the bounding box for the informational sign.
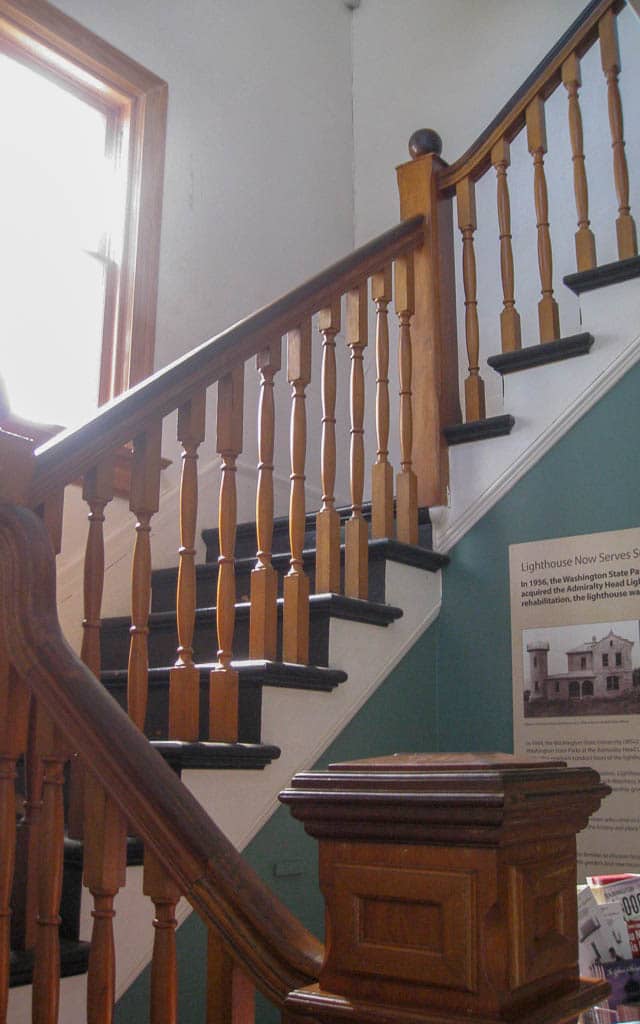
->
[510,527,640,877]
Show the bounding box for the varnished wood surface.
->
[599,9,638,259]
[0,661,28,1022]
[562,54,597,271]
[526,99,560,343]
[345,286,369,600]
[250,342,281,659]
[28,217,424,508]
[491,139,522,352]
[316,303,341,594]
[439,0,622,192]
[144,850,181,1024]
[0,503,323,1006]
[128,423,163,731]
[170,391,206,740]
[371,269,394,540]
[84,776,126,1024]
[283,324,312,662]
[396,156,461,508]
[210,367,244,741]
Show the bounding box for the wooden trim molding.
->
[0,0,167,400]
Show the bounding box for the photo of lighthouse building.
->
[523,622,640,717]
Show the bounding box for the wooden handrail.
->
[438,0,623,193]
[0,502,323,1005]
[29,215,424,508]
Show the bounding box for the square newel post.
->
[280,753,610,1024]
[396,130,461,509]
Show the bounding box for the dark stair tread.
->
[102,660,347,693]
[202,502,433,562]
[444,414,515,446]
[564,254,640,295]
[100,661,348,745]
[151,739,280,770]
[487,333,594,375]
[153,535,443,611]
[102,593,403,634]
[366,538,448,571]
[10,939,91,988]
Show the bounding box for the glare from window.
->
[0,54,119,429]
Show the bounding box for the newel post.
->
[280,753,610,1024]
[396,131,461,509]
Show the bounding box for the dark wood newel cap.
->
[408,128,443,159]
[279,751,611,843]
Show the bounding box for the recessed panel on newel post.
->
[280,753,610,1024]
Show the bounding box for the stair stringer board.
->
[433,279,640,554]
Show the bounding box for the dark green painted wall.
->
[115,359,640,1022]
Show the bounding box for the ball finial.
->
[408,129,443,159]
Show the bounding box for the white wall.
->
[351,0,588,243]
[54,0,355,368]
[352,0,640,430]
[51,0,357,629]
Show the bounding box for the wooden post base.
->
[169,664,200,741]
[499,306,522,353]
[209,666,239,742]
[538,295,560,343]
[396,470,418,545]
[249,565,278,660]
[575,226,597,272]
[283,572,310,665]
[371,462,394,540]
[281,753,611,1024]
[617,213,638,261]
[344,516,368,600]
[464,374,486,423]
[315,509,341,594]
[286,978,610,1024]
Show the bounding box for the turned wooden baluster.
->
[315,301,341,594]
[170,390,207,740]
[562,54,597,272]
[84,774,127,1024]
[250,341,282,659]
[210,366,244,741]
[207,930,254,1024]
[371,268,394,539]
[67,458,116,840]
[599,9,638,260]
[395,255,418,546]
[491,140,522,352]
[0,658,29,1024]
[11,698,47,952]
[345,283,368,599]
[456,177,486,421]
[144,851,181,1024]
[31,716,67,1024]
[526,97,560,343]
[128,422,163,731]
[283,322,312,664]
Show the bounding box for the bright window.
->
[0,0,166,434]
[1,52,125,428]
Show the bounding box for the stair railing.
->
[1,0,637,1017]
[1,210,431,1021]
[396,0,638,442]
[0,498,323,1023]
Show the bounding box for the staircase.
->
[1,0,640,1021]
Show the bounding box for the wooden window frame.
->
[0,0,167,404]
